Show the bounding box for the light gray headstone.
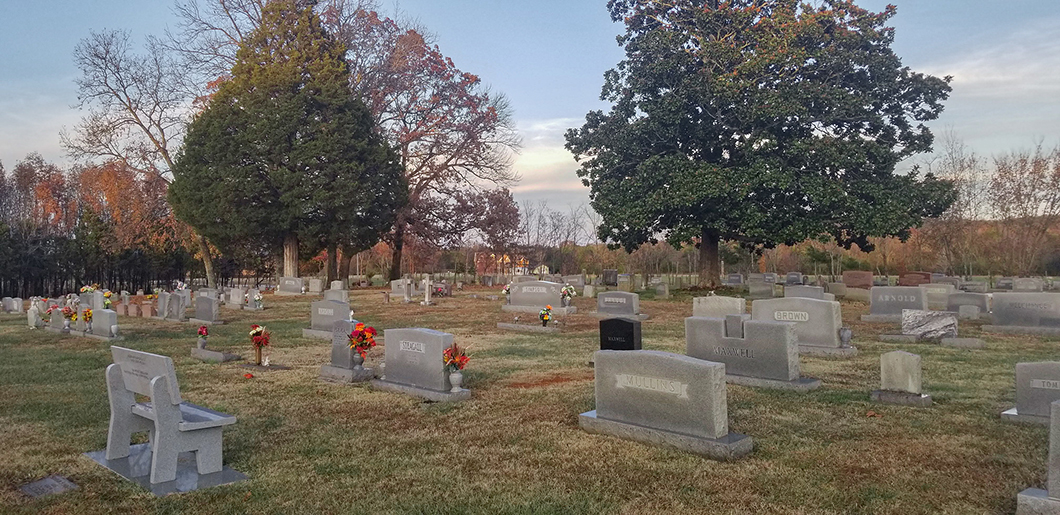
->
[692,296,745,318]
[901,310,958,339]
[748,282,775,299]
[919,283,956,310]
[1014,278,1045,292]
[228,287,245,306]
[784,285,824,300]
[308,278,324,293]
[382,328,454,392]
[593,349,728,439]
[563,275,586,288]
[509,281,564,308]
[686,317,799,381]
[785,272,804,285]
[947,292,990,314]
[311,300,350,331]
[330,280,346,290]
[751,297,842,348]
[27,305,42,328]
[962,281,989,293]
[323,289,349,303]
[726,274,744,285]
[880,351,922,394]
[278,277,304,294]
[992,292,1060,327]
[195,296,220,322]
[92,309,118,337]
[869,286,928,315]
[597,291,640,316]
[1015,362,1060,418]
[958,305,981,320]
[330,319,359,369]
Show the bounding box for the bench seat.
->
[131,402,237,431]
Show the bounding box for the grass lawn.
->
[0,287,1053,514]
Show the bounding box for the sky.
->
[1,0,1058,213]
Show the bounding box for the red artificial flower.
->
[244,373,254,379]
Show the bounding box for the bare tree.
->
[990,143,1060,275]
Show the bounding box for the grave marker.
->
[871,351,931,407]
[750,297,855,356]
[371,328,469,402]
[600,318,642,351]
[862,286,928,322]
[692,296,745,318]
[319,319,374,382]
[303,300,350,339]
[1003,362,1060,425]
[685,315,820,391]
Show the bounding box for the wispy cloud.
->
[510,117,589,201]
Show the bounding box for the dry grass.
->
[0,287,1053,514]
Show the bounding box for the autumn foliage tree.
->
[566,0,956,287]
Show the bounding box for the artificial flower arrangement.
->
[62,306,76,321]
[249,324,271,366]
[539,305,553,326]
[347,322,378,360]
[443,343,470,372]
[103,290,113,308]
[82,308,93,323]
[502,284,511,295]
[145,294,156,300]
[198,325,209,339]
[560,284,577,300]
[254,291,263,302]
[174,281,187,291]
[80,284,97,293]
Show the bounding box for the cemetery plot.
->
[371,328,470,402]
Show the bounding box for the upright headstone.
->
[655,282,671,299]
[750,297,854,356]
[685,315,820,391]
[996,277,1015,290]
[1003,362,1060,425]
[599,318,642,351]
[785,272,804,286]
[1016,400,1060,512]
[27,305,42,329]
[420,277,434,306]
[784,285,825,300]
[862,286,928,322]
[725,274,745,286]
[947,293,991,318]
[602,269,619,286]
[330,280,346,291]
[244,289,263,311]
[962,281,989,293]
[919,283,956,310]
[748,282,775,300]
[579,350,752,461]
[191,296,222,325]
[871,350,931,406]
[303,300,351,339]
[91,309,119,339]
[596,291,642,318]
[226,288,245,310]
[1015,278,1046,292]
[617,274,634,293]
[692,296,745,318]
[323,289,349,303]
[319,319,374,382]
[503,281,575,315]
[898,271,933,287]
[563,275,587,288]
[986,293,1060,334]
[165,293,187,322]
[842,271,874,290]
[277,277,304,296]
[371,328,469,402]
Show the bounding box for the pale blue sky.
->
[2,1,1058,209]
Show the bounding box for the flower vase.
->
[449,370,463,392]
[352,353,365,370]
[197,337,207,349]
[255,346,263,366]
[505,294,510,305]
[562,297,570,308]
[63,320,70,330]
[110,325,119,338]
[542,319,548,327]
[86,322,93,334]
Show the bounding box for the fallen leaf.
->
[244,373,254,379]
[866,410,882,418]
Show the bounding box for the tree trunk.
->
[698,227,721,289]
[388,224,406,281]
[283,233,298,278]
[337,244,350,283]
[326,243,338,283]
[196,234,216,288]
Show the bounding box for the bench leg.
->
[149,433,179,484]
[193,427,224,475]
[105,364,135,460]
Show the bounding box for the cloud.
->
[510,117,589,200]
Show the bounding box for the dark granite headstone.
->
[600,318,642,351]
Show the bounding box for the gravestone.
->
[191,296,222,326]
[784,272,804,286]
[390,278,418,296]
[244,289,263,311]
[947,293,991,318]
[308,278,324,294]
[192,331,241,363]
[323,289,349,303]
[277,277,304,296]
[785,285,824,300]
[115,303,127,316]
[763,272,778,284]
[303,300,351,339]
[514,276,536,283]
[27,305,42,329]
[224,288,245,310]
[563,275,587,288]
[600,318,642,351]
[319,319,374,382]
[1016,400,1060,512]
[898,271,933,287]
[692,296,745,318]
[1003,362,1060,425]
[985,293,1060,335]
[371,328,469,402]
[91,291,105,311]
[995,277,1015,290]
[932,276,961,289]
[503,281,576,315]
[862,286,928,322]
[602,269,618,286]
[655,282,670,299]
[725,274,745,286]
[900,310,958,340]
[748,281,775,300]
[165,294,187,322]
[330,280,346,290]
[871,350,931,407]
[919,283,956,310]
[579,350,752,461]
[47,308,68,333]
[583,285,595,298]
[155,292,170,319]
[19,475,78,499]
[617,274,634,292]
[748,273,765,283]
[962,281,989,293]
[90,309,120,339]
[685,315,820,391]
[842,271,874,290]
[596,291,643,318]
[750,297,855,356]
[1015,278,1046,292]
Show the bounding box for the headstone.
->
[579,350,752,460]
[390,278,417,296]
[750,297,853,356]
[1015,278,1046,292]
[989,292,1060,331]
[308,278,324,294]
[156,292,170,318]
[277,276,304,295]
[600,318,642,351]
[226,287,245,309]
[1016,400,1060,511]
[962,281,989,293]
[165,294,187,322]
[932,276,961,289]
[784,272,804,286]
[958,305,981,320]
[871,351,931,407]
[320,319,374,382]
[862,286,928,322]
[504,281,575,315]
[27,305,42,329]
[617,274,634,292]
[748,273,765,283]
[763,272,778,284]
[692,296,745,318]
[303,300,351,339]
[1004,362,1060,425]
[784,285,824,300]
[324,289,349,303]
[563,275,587,288]
[244,289,263,311]
[420,277,434,306]
[371,328,469,402]
[842,271,874,290]
[192,296,222,325]
[91,291,105,311]
[919,283,956,310]
[947,292,991,316]
[898,271,933,287]
[725,273,745,285]
[602,269,618,286]
[91,309,119,338]
[597,291,641,317]
[18,475,78,499]
[48,308,67,333]
[685,315,820,391]
[900,310,958,340]
[655,282,670,299]
[330,280,346,290]
[995,277,1015,290]
[748,282,775,299]
[115,303,127,316]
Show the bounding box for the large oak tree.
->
[168,0,405,279]
[566,0,956,287]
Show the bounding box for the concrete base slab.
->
[578,410,752,461]
[44,326,70,334]
[799,345,858,357]
[941,337,986,349]
[726,374,821,392]
[879,334,921,343]
[301,328,332,340]
[501,305,577,316]
[243,306,263,311]
[320,365,375,383]
[237,363,292,372]
[370,379,470,402]
[191,348,241,363]
[1002,407,1050,425]
[496,322,560,334]
[861,314,902,323]
[69,330,123,342]
[274,291,304,297]
[984,325,1060,336]
[84,443,246,497]
[189,318,223,326]
[221,304,243,310]
[1017,488,1060,514]
[871,390,933,407]
[588,312,650,320]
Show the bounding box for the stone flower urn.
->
[197,337,207,350]
[449,370,464,392]
[352,353,365,370]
